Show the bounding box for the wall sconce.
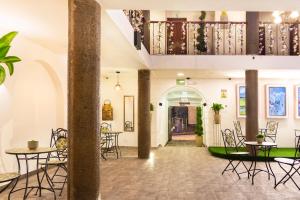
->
[114,71,121,91]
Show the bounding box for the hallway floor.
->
[1,147,300,199]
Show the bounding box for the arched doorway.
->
[156,86,208,146]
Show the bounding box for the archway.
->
[155,86,208,146]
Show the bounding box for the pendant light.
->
[114,71,121,91]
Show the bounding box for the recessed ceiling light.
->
[274,16,282,24]
[177,73,184,77]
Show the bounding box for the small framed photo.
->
[295,85,300,119]
[236,84,246,118]
[266,85,288,118]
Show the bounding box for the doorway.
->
[169,106,197,142]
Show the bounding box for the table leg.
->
[114,134,119,159]
[263,146,270,180]
[251,146,257,185]
[36,154,42,197]
[267,147,276,186]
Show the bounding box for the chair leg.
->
[275,163,294,189]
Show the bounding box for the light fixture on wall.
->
[114,71,121,91]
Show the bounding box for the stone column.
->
[246,12,259,54]
[246,70,258,143]
[138,69,151,159]
[68,0,101,199]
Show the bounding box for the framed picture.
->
[266,85,288,118]
[295,85,300,119]
[236,84,246,118]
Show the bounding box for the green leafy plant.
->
[195,106,204,136]
[211,103,224,113]
[0,31,21,85]
[196,11,207,54]
[256,133,265,139]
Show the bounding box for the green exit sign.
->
[176,79,185,86]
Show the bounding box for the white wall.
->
[100,71,139,146]
[151,77,300,148]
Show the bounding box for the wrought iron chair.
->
[37,128,68,196]
[221,129,250,179]
[100,122,114,158]
[233,121,246,147]
[274,136,300,190]
[264,121,279,143]
[295,129,300,148]
[0,172,19,194]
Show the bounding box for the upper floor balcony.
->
[124,10,300,56]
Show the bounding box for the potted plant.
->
[196,11,207,54]
[28,140,39,150]
[256,133,265,144]
[195,106,204,147]
[0,32,21,85]
[211,103,224,124]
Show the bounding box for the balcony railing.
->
[149,21,246,55]
[258,23,300,55]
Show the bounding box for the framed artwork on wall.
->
[295,85,300,119]
[236,84,246,118]
[266,85,288,118]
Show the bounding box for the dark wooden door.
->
[167,18,187,55]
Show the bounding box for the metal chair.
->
[221,129,250,179]
[233,121,246,147]
[100,122,115,158]
[295,129,300,148]
[0,172,19,194]
[264,121,279,143]
[274,136,300,190]
[37,128,68,196]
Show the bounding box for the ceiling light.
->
[114,71,121,91]
[290,11,299,19]
[274,16,282,24]
[177,72,184,77]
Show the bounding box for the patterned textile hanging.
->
[102,99,113,121]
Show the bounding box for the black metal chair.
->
[37,128,68,196]
[233,121,246,147]
[0,172,19,194]
[274,136,300,190]
[221,129,250,179]
[295,129,300,148]
[264,121,279,143]
[100,122,114,158]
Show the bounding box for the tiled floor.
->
[1,146,300,200]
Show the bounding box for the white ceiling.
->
[0,0,145,70]
[98,0,300,11]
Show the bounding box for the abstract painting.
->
[295,85,300,118]
[266,85,288,118]
[236,85,246,118]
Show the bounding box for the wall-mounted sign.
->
[221,89,227,98]
[176,79,185,86]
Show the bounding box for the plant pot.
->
[256,138,264,144]
[28,140,39,150]
[214,112,221,124]
[195,135,203,147]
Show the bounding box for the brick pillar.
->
[68,0,101,199]
[138,69,151,159]
[246,12,259,54]
[246,70,259,143]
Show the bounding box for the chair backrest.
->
[266,121,279,135]
[221,129,238,154]
[295,129,300,148]
[233,121,243,137]
[100,122,112,132]
[293,136,300,161]
[50,128,68,148]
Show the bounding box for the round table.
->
[244,141,277,185]
[101,131,122,159]
[5,147,57,200]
